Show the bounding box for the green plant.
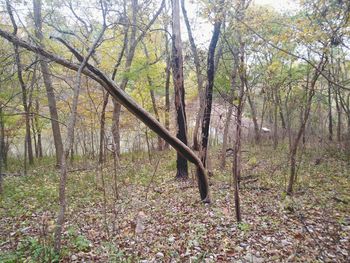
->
[237,222,250,232]
[74,235,91,252]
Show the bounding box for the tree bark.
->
[164,26,171,150]
[328,83,333,141]
[6,0,34,166]
[181,0,205,150]
[199,7,223,168]
[33,0,63,166]
[246,90,260,144]
[220,50,239,169]
[171,0,188,179]
[0,107,4,194]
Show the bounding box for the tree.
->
[199,0,224,170]
[171,0,188,179]
[6,0,34,168]
[0,25,211,202]
[33,0,64,167]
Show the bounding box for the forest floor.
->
[0,142,349,262]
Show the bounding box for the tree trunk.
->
[220,50,239,169]
[171,0,188,179]
[181,0,204,151]
[287,57,326,195]
[33,0,63,166]
[164,26,171,150]
[6,0,34,166]
[199,7,223,168]
[0,107,4,194]
[54,23,107,253]
[335,89,342,142]
[98,92,109,164]
[328,83,333,141]
[143,44,163,151]
[247,91,260,144]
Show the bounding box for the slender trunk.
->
[6,1,34,165]
[143,45,163,150]
[328,83,333,141]
[199,8,222,168]
[221,50,239,169]
[33,0,63,166]
[233,83,243,223]
[247,91,260,143]
[181,0,204,150]
[273,98,278,149]
[335,89,341,142]
[99,92,109,163]
[287,57,326,195]
[54,25,106,253]
[32,115,38,158]
[0,107,4,194]
[164,28,171,149]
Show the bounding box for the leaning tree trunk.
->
[33,0,63,166]
[0,26,210,202]
[171,0,188,179]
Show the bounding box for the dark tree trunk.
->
[199,10,222,168]
[171,0,188,179]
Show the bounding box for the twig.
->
[145,158,161,201]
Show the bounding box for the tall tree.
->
[181,0,205,150]
[199,0,224,169]
[6,0,34,167]
[171,0,188,179]
[33,0,64,167]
